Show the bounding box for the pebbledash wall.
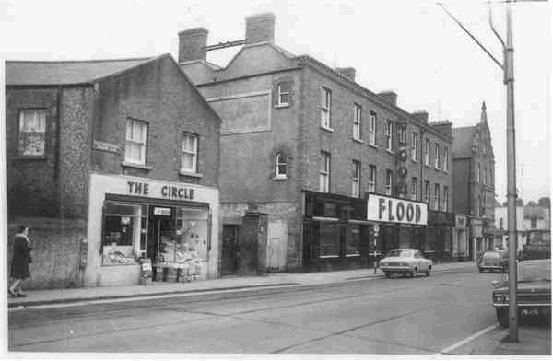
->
[6,54,221,289]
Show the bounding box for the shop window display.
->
[316,222,340,257]
[346,225,360,256]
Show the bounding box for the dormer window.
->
[275,152,288,179]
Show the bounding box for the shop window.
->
[182,133,198,173]
[125,118,148,165]
[347,224,360,256]
[162,207,209,265]
[316,222,340,257]
[102,202,147,265]
[18,109,46,157]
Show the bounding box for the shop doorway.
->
[221,225,239,276]
[147,206,175,276]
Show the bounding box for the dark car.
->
[478,250,509,273]
[491,259,551,327]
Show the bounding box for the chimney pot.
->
[378,91,397,106]
[178,28,208,63]
[245,13,276,45]
[336,67,356,81]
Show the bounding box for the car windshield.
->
[386,249,414,258]
[518,260,551,283]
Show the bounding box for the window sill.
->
[102,262,138,267]
[275,103,290,109]
[15,155,46,160]
[369,143,378,149]
[352,138,364,144]
[179,170,204,178]
[321,126,334,133]
[320,255,339,259]
[411,159,419,163]
[273,175,288,181]
[346,253,360,257]
[386,149,394,155]
[122,162,153,170]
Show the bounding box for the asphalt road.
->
[7,267,544,354]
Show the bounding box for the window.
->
[125,119,148,165]
[275,152,288,178]
[443,146,449,171]
[386,121,393,151]
[434,143,440,169]
[276,83,291,107]
[369,111,377,146]
[369,165,376,193]
[347,224,361,256]
[18,109,46,156]
[385,169,393,195]
[531,217,538,229]
[181,133,198,173]
[411,177,418,200]
[476,163,480,182]
[443,186,449,211]
[434,183,440,210]
[351,160,360,197]
[499,218,504,229]
[425,138,430,166]
[411,132,418,161]
[316,222,339,257]
[353,103,361,140]
[319,152,331,192]
[321,87,332,129]
[424,181,430,203]
[397,124,406,145]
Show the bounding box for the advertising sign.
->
[367,194,428,225]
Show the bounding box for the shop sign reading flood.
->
[367,194,428,225]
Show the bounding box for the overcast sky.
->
[1,0,551,204]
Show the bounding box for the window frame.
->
[275,152,288,179]
[411,177,418,200]
[319,151,331,192]
[443,146,449,171]
[125,118,148,166]
[181,132,199,173]
[353,103,361,141]
[369,111,377,146]
[443,186,449,211]
[276,83,291,107]
[424,180,430,204]
[434,183,441,210]
[476,163,480,182]
[17,109,47,158]
[425,138,430,166]
[386,120,393,151]
[321,87,332,129]
[368,165,377,193]
[411,132,418,162]
[385,169,393,195]
[434,143,440,169]
[351,160,361,198]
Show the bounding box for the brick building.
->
[452,102,496,260]
[179,13,454,274]
[6,54,221,289]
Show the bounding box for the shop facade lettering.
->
[367,194,428,225]
[126,180,194,200]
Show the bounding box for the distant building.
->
[179,13,454,274]
[6,55,221,289]
[495,202,551,252]
[452,102,496,260]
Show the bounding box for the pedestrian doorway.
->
[147,206,175,280]
[221,225,239,276]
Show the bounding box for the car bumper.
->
[494,304,551,316]
[479,265,502,270]
[381,266,415,273]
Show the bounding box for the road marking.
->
[438,323,499,354]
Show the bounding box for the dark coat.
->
[10,235,31,279]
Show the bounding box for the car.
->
[491,259,551,327]
[478,250,509,273]
[379,249,432,278]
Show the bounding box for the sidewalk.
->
[7,261,476,309]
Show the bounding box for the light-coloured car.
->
[379,249,432,278]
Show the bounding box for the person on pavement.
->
[9,225,32,297]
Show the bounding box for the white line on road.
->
[438,323,499,354]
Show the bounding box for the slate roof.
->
[452,126,477,158]
[6,56,157,86]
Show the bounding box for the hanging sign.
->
[154,207,171,216]
[367,194,428,225]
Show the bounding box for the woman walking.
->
[9,225,32,297]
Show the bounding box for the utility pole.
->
[438,0,547,343]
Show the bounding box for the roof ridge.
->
[7,56,155,65]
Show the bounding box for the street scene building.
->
[6,55,221,288]
[179,13,454,274]
[452,102,496,260]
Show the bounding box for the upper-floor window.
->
[424,180,430,203]
[386,121,393,151]
[353,103,361,141]
[351,160,360,197]
[484,165,488,185]
[434,143,440,169]
[319,151,331,192]
[443,186,449,211]
[18,109,46,157]
[476,163,480,182]
[411,132,418,161]
[434,183,441,210]
[276,83,291,107]
[369,165,376,193]
[411,177,418,201]
[275,152,288,178]
[181,133,199,173]
[499,217,504,229]
[369,111,377,146]
[531,217,537,229]
[125,118,148,165]
[425,138,430,166]
[385,169,393,195]
[321,87,332,129]
[397,124,406,146]
[443,146,449,171]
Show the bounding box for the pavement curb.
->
[7,282,300,309]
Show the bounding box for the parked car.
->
[478,250,509,273]
[491,259,551,327]
[379,249,432,278]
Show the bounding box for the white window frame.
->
[411,177,418,200]
[386,120,393,151]
[181,133,199,173]
[353,103,361,141]
[319,152,330,192]
[385,169,393,195]
[434,184,440,210]
[276,83,290,107]
[125,118,148,165]
[321,87,332,129]
[411,132,418,161]
[476,163,480,182]
[275,152,288,179]
[425,138,430,166]
[351,160,360,197]
[18,109,46,157]
[369,165,376,193]
[443,146,449,171]
[443,186,449,211]
[369,111,377,146]
[434,143,440,169]
[424,180,430,203]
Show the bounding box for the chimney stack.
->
[336,67,356,81]
[178,28,208,63]
[378,91,397,106]
[245,13,276,45]
[430,121,453,137]
[412,110,429,123]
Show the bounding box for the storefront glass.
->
[346,224,360,256]
[315,222,340,257]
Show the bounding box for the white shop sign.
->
[367,194,428,226]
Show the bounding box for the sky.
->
[1,0,551,204]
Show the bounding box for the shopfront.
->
[426,210,455,261]
[84,173,219,287]
[452,214,469,261]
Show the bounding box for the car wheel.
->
[425,266,431,276]
[496,308,509,328]
[479,268,483,273]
